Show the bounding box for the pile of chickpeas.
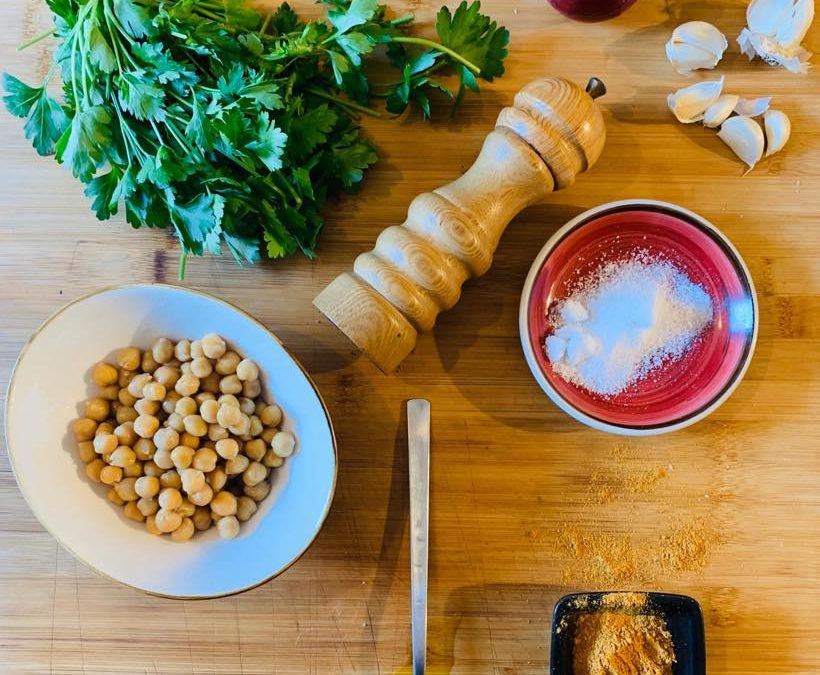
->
[72,334,296,542]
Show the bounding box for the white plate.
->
[5,284,337,598]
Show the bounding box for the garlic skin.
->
[667,77,725,123]
[666,21,729,73]
[763,109,791,155]
[734,96,773,116]
[704,94,740,127]
[738,0,815,74]
[717,116,766,170]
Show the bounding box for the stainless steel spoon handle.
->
[408,399,430,675]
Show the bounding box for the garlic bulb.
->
[704,94,740,127]
[734,96,773,116]
[666,21,729,73]
[667,77,725,123]
[763,109,791,155]
[717,116,765,170]
[738,0,815,74]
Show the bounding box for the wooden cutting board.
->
[1,0,818,673]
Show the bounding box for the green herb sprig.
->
[3,0,509,276]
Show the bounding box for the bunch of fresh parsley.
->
[3,0,509,276]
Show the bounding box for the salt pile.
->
[545,258,713,396]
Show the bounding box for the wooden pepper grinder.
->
[314,77,607,373]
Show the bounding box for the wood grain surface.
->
[1,0,818,673]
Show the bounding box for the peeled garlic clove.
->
[776,0,815,49]
[747,0,794,35]
[763,109,791,155]
[717,116,765,170]
[667,77,725,123]
[666,21,728,73]
[734,96,773,116]
[704,94,740,127]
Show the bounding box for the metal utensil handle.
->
[408,399,430,675]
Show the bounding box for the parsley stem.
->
[259,13,272,36]
[390,14,415,26]
[390,36,481,75]
[17,27,56,51]
[178,252,188,281]
[306,87,383,118]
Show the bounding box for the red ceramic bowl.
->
[519,200,757,435]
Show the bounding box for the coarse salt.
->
[545,256,713,396]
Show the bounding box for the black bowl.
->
[550,591,705,675]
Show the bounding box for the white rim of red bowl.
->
[518,199,759,436]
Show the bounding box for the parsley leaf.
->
[246,112,288,171]
[326,0,379,35]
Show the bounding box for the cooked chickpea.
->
[248,415,263,438]
[180,362,192,375]
[225,454,250,475]
[137,496,159,517]
[260,404,282,428]
[243,462,267,487]
[208,468,228,492]
[134,398,160,416]
[153,428,179,452]
[263,448,284,468]
[188,483,214,507]
[192,507,212,530]
[160,470,182,490]
[118,388,137,407]
[155,508,183,533]
[178,499,196,518]
[260,427,277,445]
[244,439,266,462]
[218,394,240,408]
[117,347,142,371]
[153,365,180,388]
[228,415,251,437]
[145,515,162,535]
[98,384,120,401]
[208,423,228,442]
[174,339,192,362]
[215,351,240,375]
[115,406,138,425]
[91,362,118,386]
[171,445,195,470]
[200,372,221,393]
[96,422,115,437]
[200,399,220,424]
[134,414,160,439]
[212,439,238,461]
[244,480,271,502]
[85,398,110,422]
[159,487,183,511]
[135,475,160,498]
[141,350,159,373]
[195,391,217,406]
[153,448,175,470]
[189,357,212,378]
[133,438,156,461]
[201,333,227,359]
[236,359,259,382]
[238,397,256,416]
[272,431,296,458]
[78,441,96,463]
[217,515,240,540]
[109,446,136,468]
[183,415,208,438]
[143,460,162,477]
[180,433,201,449]
[123,461,143,477]
[242,379,261,399]
[124,501,145,522]
[142,381,166,402]
[192,447,218,472]
[236,496,258,522]
[217,403,242,429]
[181,468,206,494]
[99,465,122,485]
[219,375,243,395]
[94,433,118,455]
[167,412,186,433]
[175,373,200,397]
[175,397,197,416]
[127,373,152,398]
[107,487,126,506]
[190,340,204,358]
[171,517,195,543]
[114,421,138,446]
[114,477,139,501]
[119,369,136,388]
[151,338,174,365]
[162,390,181,414]
[211,491,237,517]
[73,418,97,442]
